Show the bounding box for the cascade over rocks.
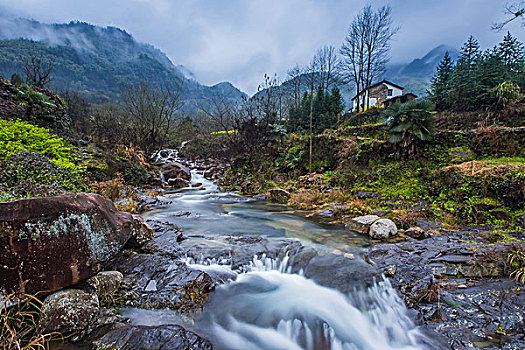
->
[0,193,143,295]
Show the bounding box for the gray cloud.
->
[0,0,523,94]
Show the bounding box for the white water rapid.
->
[182,255,433,350]
[128,148,439,350]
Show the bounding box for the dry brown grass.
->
[288,189,325,210]
[91,176,125,200]
[0,294,58,350]
[441,161,524,177]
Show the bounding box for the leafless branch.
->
[492,1,525,31]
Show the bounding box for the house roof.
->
[352,80,405,100]
[383,92,418,102]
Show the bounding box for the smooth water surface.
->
[144,169,370,252]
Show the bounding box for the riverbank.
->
[69,155,525,348]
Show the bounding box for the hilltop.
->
[0,18,247,112]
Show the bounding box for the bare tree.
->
[284,65,306,110]
[312,45,342,93]
[202,94,238,132]
[122,82,184,154]
[255,73,282,125]
[22,48,54,88]
[493,1,525,30]
[340,5,398,111]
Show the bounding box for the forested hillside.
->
[0,19,247,111]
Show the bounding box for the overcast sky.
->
[0,0,523,94]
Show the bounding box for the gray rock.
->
[39,289,99,336]
[345,215,381,234]
[304,254,379,291]
[86,271,123,301]
[93,324,212,350]
[126,214,154,248]
[254,194,268,201]
[145,280,158,292]
[167,178,190,189]
[369,219,397,239]
[318,209,334,217]
[404,227,427,239]
[269,188,291,203]
[109,252,213,310]
[161,162,191,181]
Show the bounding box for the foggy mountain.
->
[0,18,247,112]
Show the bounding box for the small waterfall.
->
[183,255,433,350]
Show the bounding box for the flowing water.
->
[132,150,437,349]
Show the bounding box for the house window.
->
[388,89,393,96]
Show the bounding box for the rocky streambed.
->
[1,149,523,349]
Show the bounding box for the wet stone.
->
[93,324,212,350]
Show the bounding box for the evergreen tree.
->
[473,51,507,107]
[451,36,482,110]
[458,35,481,68]
[496,31,525,72]
[10,73,24,85]
[430,51,454,110]
[286,87,344,134]
[329,87,345,116]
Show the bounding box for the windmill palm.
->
[381,100,436,157]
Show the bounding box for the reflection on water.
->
[143,170,370,251]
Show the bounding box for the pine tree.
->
[496,31,525,72]
[473,50,507,107]
[430,51,454,110]
[451,36,482,110]
[458,35,481,68]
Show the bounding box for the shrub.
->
[381,100,436,157]
[0,119,75,169]
[0,151,88,200]
[123,165,149,185]
[288,189,325,210]
[507,246,525,284]
[91,176,125,200]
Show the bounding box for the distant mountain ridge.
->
[0,18,247,112]
[385,44,460,97]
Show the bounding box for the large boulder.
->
[161,162,191,182]
[369,219,398,239]
[0,193,138,295]
[345,215,380,234]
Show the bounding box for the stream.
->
[126,151,438,350]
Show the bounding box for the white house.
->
[352,80,404,111]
